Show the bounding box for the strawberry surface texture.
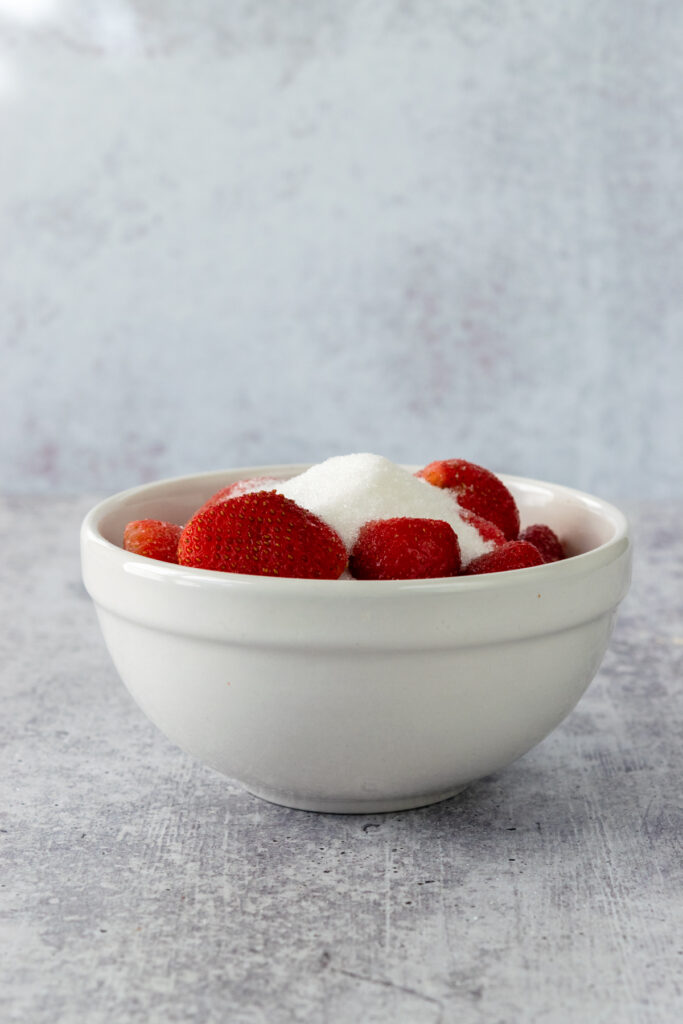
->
[350,517,461,580]
[518,524,565,563]
[178,491,348,579]
[457,507,507,547]
[123,519,182,564]
[416,458,520,540]
[463,540,545,575]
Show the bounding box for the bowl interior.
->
[510,478,620,557]
[94,466,624,561]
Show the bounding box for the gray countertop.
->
[1,497,681,1024]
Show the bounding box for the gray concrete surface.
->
[1,495,681,1023]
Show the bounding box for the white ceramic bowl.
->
[81,466,631,814]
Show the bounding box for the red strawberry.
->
[518,524,564,563]
[178,491,347,579]
[416,459,520,540]
[462,540,544,576]
[349,517,461,580]
[123,519,182,563]
[198,476,280,514]
[457,507,507,547]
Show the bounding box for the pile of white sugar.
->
[276,453,494,566]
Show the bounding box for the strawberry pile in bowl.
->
[120,454,567,580]
[81,455,631,814]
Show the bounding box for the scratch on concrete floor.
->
[331,967,444,1019]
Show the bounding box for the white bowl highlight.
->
[81,466,631,813]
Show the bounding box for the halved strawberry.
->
[349,517,461,580]
[178,491,347,579]
[462,540,544,575]
[518,524,564,563]
[457,507,507,547]
[416,458,520,540]
[123,519,182,563]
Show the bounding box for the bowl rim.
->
[81,464,631,594]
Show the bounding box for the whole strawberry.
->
[178,491,347,579]
[123,519,183,564]
[350,517,461,580]
[462,540,544,576]
[416,458,520,540]
[518,524,564,563]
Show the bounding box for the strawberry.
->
[416,458,520,540]
[518,524,564,563]
[123,519,182,563]
[457,507,507,547]
[198,476,281,514]
[462,540,544,576]
[178,491,347,579]
[349,517,461,580]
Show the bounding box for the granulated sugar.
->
[277,453,494,565]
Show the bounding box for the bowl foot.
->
[243,784,469,815]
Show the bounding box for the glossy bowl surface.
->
[81,466,631,813]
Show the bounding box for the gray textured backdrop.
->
[1,0,682,499]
